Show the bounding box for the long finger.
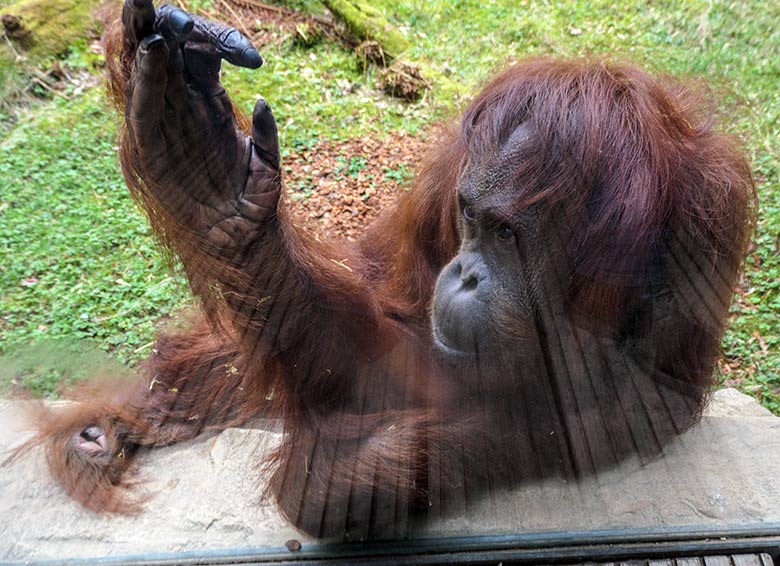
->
[154,5,194,111]
[233,99,281,225]
[122,0,156,58]
[182,43,225,96]
[156,4,195,39]
[189,15,263,69]
[128,35,169,150]
[251,98,280,171]
[155,4,194,72]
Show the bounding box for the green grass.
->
[0,90,191,385]
[0,0,778,410]
[220,41,434,143]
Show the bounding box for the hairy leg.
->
[26,317,276,513]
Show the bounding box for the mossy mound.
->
[1,0,102,59]
[322,0,409,57]
[0,0,103,102]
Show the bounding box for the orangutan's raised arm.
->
[111,1,389,399]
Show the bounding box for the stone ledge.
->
[704,388,775,418]
[0,390,777,563]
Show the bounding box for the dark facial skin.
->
[431,125,546,366]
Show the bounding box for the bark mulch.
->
[283,131,429,240]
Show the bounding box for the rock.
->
[704,387,774,418]
[1,399,778,562]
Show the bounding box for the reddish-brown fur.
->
[20,17,753,538]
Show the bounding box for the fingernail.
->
[242,47,263,69]
[254,98,272,115]
[140,34,165,53]
[169,8,194,37]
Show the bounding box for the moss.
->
[1,0,102,60]
[0,0,102,105]
[322,0,409,57]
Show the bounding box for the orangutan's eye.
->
[495,223,514,242]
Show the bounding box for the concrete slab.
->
[0,390,778,563]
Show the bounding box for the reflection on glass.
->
[2,1,775,563]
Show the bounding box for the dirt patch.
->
[282,131,428,240]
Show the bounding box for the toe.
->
[76,426,108,453]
